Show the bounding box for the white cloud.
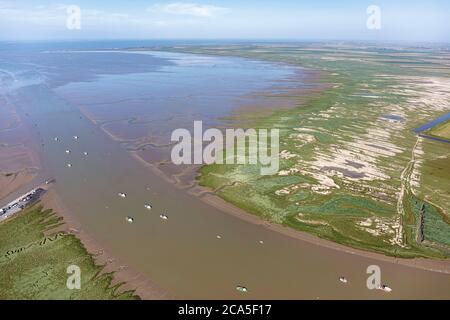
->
[148,2,231,17]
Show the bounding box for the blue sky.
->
[0,0,448,41]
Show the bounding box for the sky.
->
[0,0,448,42]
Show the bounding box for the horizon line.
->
[1,38,450,45]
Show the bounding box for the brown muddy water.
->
[1,46,449,299]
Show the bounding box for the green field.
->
[155,43,450,258]
[0,204,139,300]
[424,119,450,141]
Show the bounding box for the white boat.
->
[66,163,72,168]
[236,286,248,293]
[159,214,168,220]
[144,204,152,210]
[339,277,348,284]
[259,240,264,244]
[83,152,88,156]
[118,192,126,198]
[378,285,392,293]
[126,216,134,223]
[54,137,59,141]
[73,135,79,140]
[216,235,222,239]
[65,150,71,154]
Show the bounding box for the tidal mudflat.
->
[1,42,449,299]
[54,50,302,184]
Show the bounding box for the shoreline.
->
[196,192,450,274]
[40,187,172,300]
[128,153,450,274]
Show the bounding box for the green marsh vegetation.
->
[0,204,139,300]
